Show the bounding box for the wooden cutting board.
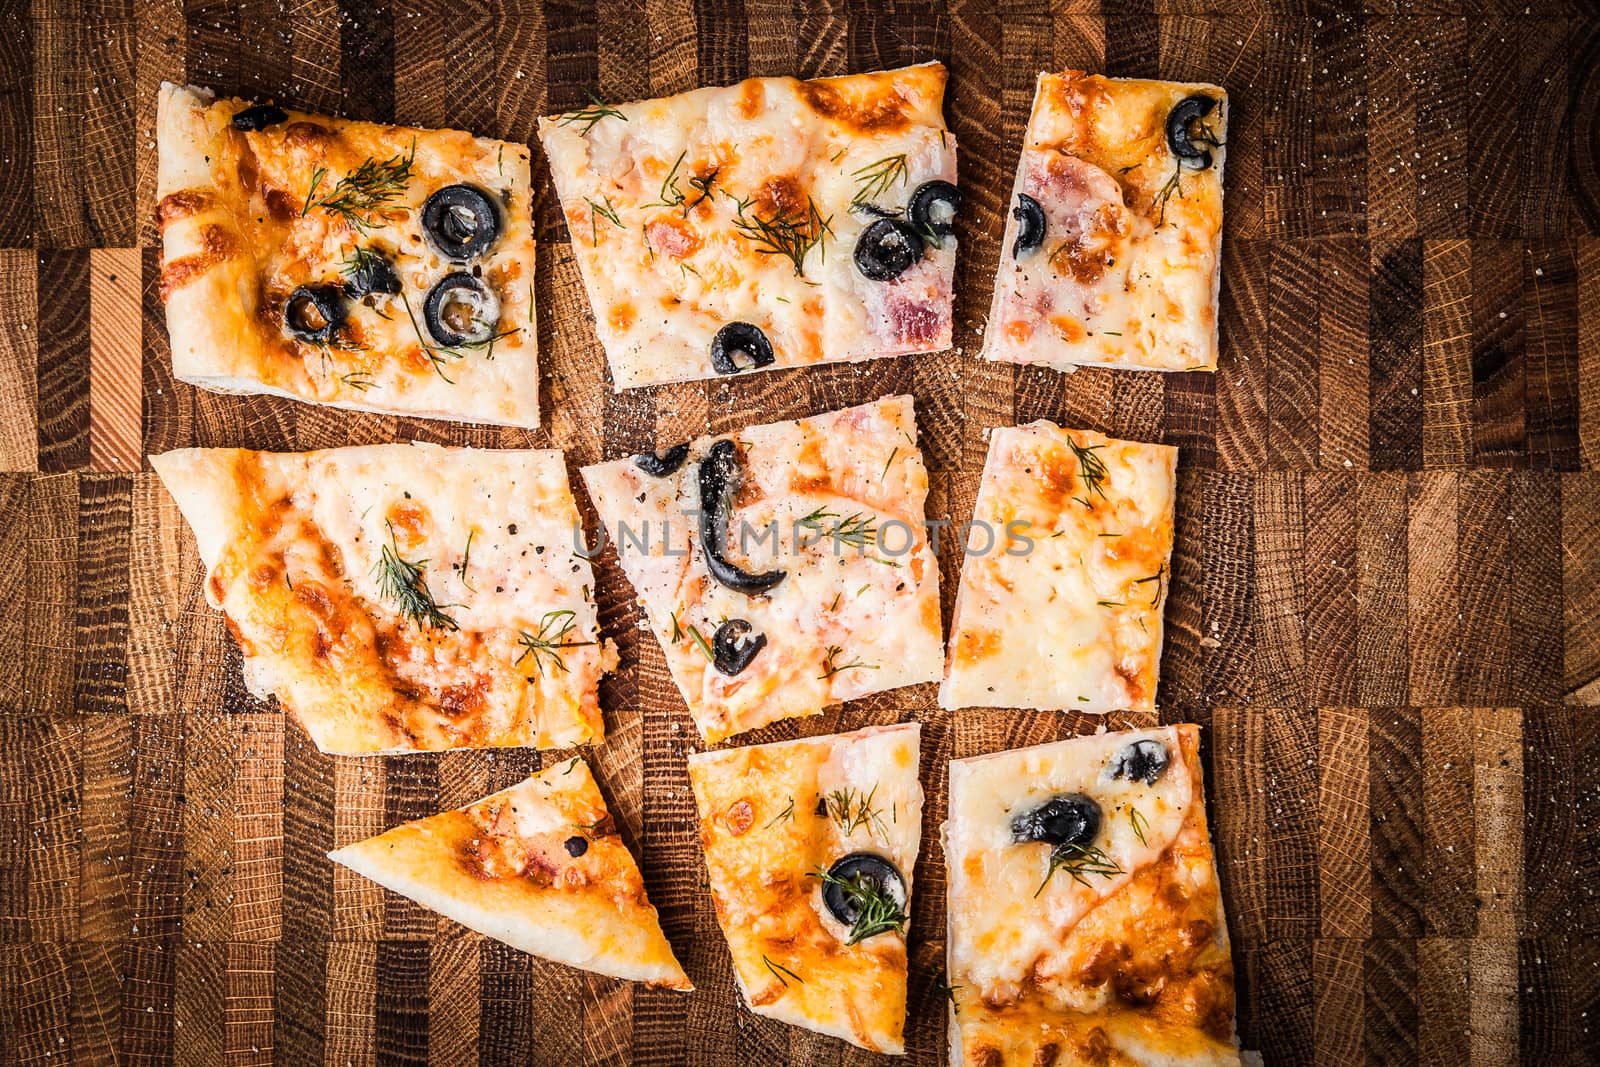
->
[0,2,1596,1064]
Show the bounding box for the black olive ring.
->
[1166,95,1220,169]
[633,443,690,477]
[710,322,776,376]
[1010,793,1102,849]
[422,184,503,261]
[909,180,962,242]
[821,853,907,934]
[1012,193,1047,258]
[423,273,499,347]
[342,249,401,298]
[1109,738,1170,785]
[711,619,766,676]
[853,218,924,282]
[698,439,787,595]
[232,104,288,131]
[283,284,347,344]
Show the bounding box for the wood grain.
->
[0,3,1597,1065]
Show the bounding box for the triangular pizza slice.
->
[581,395,943,744]
[330,757,690,989]
[152,443,614,754]
[945,725,1241,1066]
[686,723,923,1053]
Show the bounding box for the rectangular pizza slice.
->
[539,64,959,389]
[939,422,1175,713]
[687,723,923,1053]
[330,757,690,989]
[580,395,943,744]
[945,725,1241,1067]
[157,83,539,426]
[983,72,1227,373]
[151,443,614,754]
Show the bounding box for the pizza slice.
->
[151,443,614,754]
[329,757,690,989]
[983,71,1227,373]
[945,725,1241,1066]
[940,422,1175,713]
[686,723,923,1053]
[539,64,959,389]
[157,83,539,427]
[580,395,943,744]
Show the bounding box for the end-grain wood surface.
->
[1,1,1598,1064]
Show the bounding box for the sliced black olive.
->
[709,322,775,376]
[1109,738,1170,785]
[821,852,906,932]
[1166,94,1219,169]
[633,443,690,477]
[850,202,900,220]
[853,218,924,282]
[1012,193,1046,258]
[422,184,502,261]
[232,104,288,131]
[563,835,589,857]
[1010,793,1101,849]
[342,249,401,298]
[697,439,787,596]
[909,180,962,243]
[283,285,347,344]
[712,619,766,676]
[423,272,498,347]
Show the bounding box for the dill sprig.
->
[850,154,909,208]
[515,610,595,678]
[685,623,714,662]
[762,955,803,987]
[646,150,688,210]
[811,866,907,945]
[798,507,878,551]
[303,138,416,232]
[1035,841,1124,897]
[337,371,375,391]
[557,91,628,135]
[374,526,459,632]
[1066,438,1110,501]
[1153,162,1183,228]
[398,290,519,383]
[820,645,879,682]
[685,168,719,215]
[1128,806,1149,846]
[822,784,887,837]
[728,192,832,278]
[585,195,622,246]
[763,796,795,829]
[1135,564,1166,604]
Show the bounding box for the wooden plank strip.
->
[1417,938,1471,1067]
[23,474,78,716]
[1200,473,1255,706]
[225,942,275,1065]
[374,940,430,1065]
[1363,937,1418,1066]
[1309,9,1366,236]
[1412,17,1469,239]
[1579,238,1600,469]
[70,940,126,1067]
[1562,472,1600,702]
[1524,240,1581,470]
[427,939,479,1067]
[0,14,34,246]
[338,0,396,121]
[1368,238,1424,471]
[695,0,747,84]
[231,713,284,942]
[1468,939,1520,1066]
[74,473,131,715]
[88,248,144,472]
[2,944,72,1062]
[1472,707,1524,939]
[324,941,378,1067]
[1268,240,1321,469]
[1455,472,1512,705]
[0,249,39,470]
[1249,472,1306,707]
[1158,465,1205,708]
[1303,474,1357,706]
[1318,237,1371,470]
[476,941,533,1067]
[1420,708,1475,937]
[1519,708,1595,940]
[1420,238,1473,469]
[1216,237,1270,471]
[1369,708,1424,938]
[133,0,184,249]
[380,754,438,939]
[35,249,91,473]
[332,759,386,941]
[128,712,185,943]
[1312,938,1364,1067]
[0,475,30,713]
[1507,472,1563,706]
[1316,708,1370,939]
[1470,240,1528,467]
[1406,472,1460,705]
[77,714,133,941]
[1355,473,1408,706]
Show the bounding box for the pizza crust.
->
[329,758,690,989]
[157,83,540,427]
[153,442,612,755]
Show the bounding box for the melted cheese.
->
[329,759,690,988]
[539,64,958,389]
[156,83,540,426]
[686,724,923,1052]
[940,423,1175,713]
[151,443,613,754]
[581,395,943,743]
[983,72,1227,374]
[945,726,1240,1067]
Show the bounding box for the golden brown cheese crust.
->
[329,759,689,989]
[984,72,1227,374]
[940,423,1176,713]
[156,84,539,426]
[947,727,1240,1067]
[687,724,923,1052]
[539,64,958,389]
[152,444,610,755]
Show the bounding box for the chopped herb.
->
[827,592,841,612]
[398,290,519,383]
[337,371,375,391]
[762,955,803,987]
[1128,806,1149,846]
[811,865,907,945]
[763,796,795,828]
[557,91,627,135]
[798,508,878,551]
[573,816,608,835]
[728,192,832,277]
[1097,599,1123,607]
[585,195,622,246]
[374,525,459,632]
[850,153,908,208]
[880,447,899,481]
[820,644,879,681]
[686,623,714,662]
[515,610,595,678]
[669,611,684,643]
[1066,437,1109,501]
[303,138,416,232]
[563,757,580,775]
[1035,842,1123,897]
[1135,565,1166,603]
[822,784,887,837]
[453,530,476,591]
[1098,532,1122,538]
[1153,162,1183,228]
[936,977,961,1013]
[496,144,504,174]
[646,150,688,210]
[685,168,719,214]
[1102,330,1123,337]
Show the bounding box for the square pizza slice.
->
[687,723,923,1053]
[581,395,943,744]
[152,443,614,754]
[330,757,690,989]
[157,83,539,426]
[539,64,960,389]
[983,72,1227,373]
[940,422,1175,713]
[945,725,1241,1067]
